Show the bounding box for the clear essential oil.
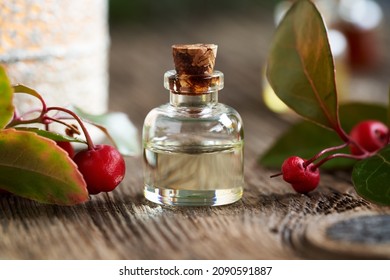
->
[142,44,244,206]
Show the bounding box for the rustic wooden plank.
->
[300,212,390,259]
[1,8,390,260]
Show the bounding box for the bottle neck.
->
[164,70,224,107]
[169,91,218,107]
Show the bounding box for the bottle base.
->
[144,185,243,206]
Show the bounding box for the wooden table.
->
[1,5,390,259]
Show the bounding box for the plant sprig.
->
[261,0,390,205]
[0,65,140,205]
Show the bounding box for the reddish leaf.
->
[267,0,340,131]
[0,129,88,205]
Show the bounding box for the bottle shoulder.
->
[144,102,242,121]
[143,102,244,145]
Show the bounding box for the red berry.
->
[73,145,126,195]
[349,120,389,155]
[56,141,75,158]
[281,156,320,194]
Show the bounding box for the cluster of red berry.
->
[278,120,389,193]
[6,86,126,196]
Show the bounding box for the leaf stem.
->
[47,107,95,150]
[58,116,117,147]
[44,116,81,135]
[312,152,371,170]
[304,142,349,167]
[334,122,350,144]
[7,108,46,128]
[6,116,43,128]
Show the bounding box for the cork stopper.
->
[165,43,223,95]
[172,44,217,76]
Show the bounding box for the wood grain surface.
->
[1,6,390,260]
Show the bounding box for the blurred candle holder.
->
[0,0,110,116]
[335,0,384,70]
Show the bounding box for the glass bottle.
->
[142,44,244,206]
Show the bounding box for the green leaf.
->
[14,127,87,144]
[259,102,388,170]
[352,146,390,205]
[388,86,390,126]
[13,84,44,102]
[0,66,14,128]
[340,102,388,132]
[70,106,141,156]
[0,129,88,205]
[266,0,339,130]
[259,121,350,170]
